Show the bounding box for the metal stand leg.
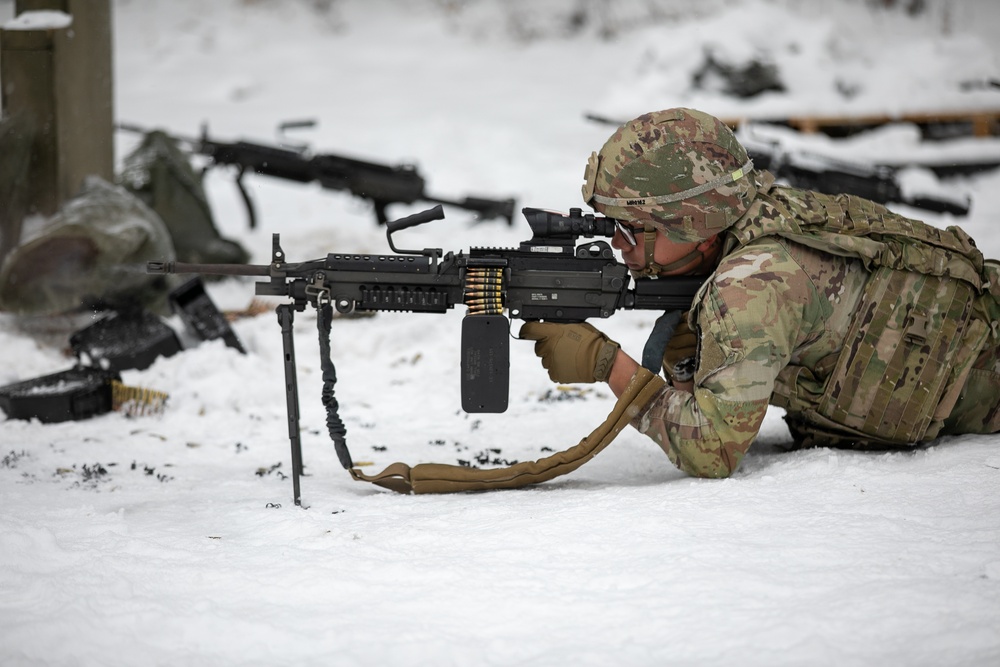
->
[277,304,305,507]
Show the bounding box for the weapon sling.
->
[311,302,665,495]
[349,368,664,494]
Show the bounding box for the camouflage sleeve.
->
[630,240,820,477]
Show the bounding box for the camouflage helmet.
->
[582,108,757,243]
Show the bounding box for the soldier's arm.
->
[605,311,774,477]
[614,245,820,477]
[608,349,641,396]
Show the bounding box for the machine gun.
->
[147,206,704,504]
[119,121,517,227]
[737,134,972,216]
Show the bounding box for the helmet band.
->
[591,158,754,207]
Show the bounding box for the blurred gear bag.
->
[118,129,249,265]
[0,177,176,315]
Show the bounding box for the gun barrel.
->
[116,122,198,148]
[147,260,271,277]
[425,194,517,223]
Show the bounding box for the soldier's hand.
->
[519,321,620,384]
[663,318,698,385]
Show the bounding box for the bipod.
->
[277,303,306,507]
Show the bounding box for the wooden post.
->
[971,114,993,138]
[0,0,113,218]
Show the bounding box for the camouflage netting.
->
[0,177,177,316]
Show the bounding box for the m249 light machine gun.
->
[119,121,517,228]
[147,206,704,504]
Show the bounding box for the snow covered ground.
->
[1,1,999,665]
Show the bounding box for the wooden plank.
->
[721,110,1000,136]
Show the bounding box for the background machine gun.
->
[584,113,974,217]
[148,206,704,505]
[736,132,972,216]
[120,121,517,227]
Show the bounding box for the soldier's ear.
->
[582,151,599,204]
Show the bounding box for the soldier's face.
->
[611,221,702,275]
[611,220,645,270]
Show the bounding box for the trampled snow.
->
[1,1,999,665]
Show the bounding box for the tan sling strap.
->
[349,367,666,494]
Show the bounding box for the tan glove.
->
[663,318,698,382]
[520,321,620,384]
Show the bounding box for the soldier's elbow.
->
[674,454,737,479]
[673,443,742,479]
[681,462,737,479]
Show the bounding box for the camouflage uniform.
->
[635,183,1000,477]
[583,108,1000,478]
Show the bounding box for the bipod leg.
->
[276,303,305,507]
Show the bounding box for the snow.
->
[1,0,1000,665]
[2,9,71,31]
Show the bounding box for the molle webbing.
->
[732,189,986,290]
[733,185,992,447]
[816,267,987,444]
[349,368,665,494]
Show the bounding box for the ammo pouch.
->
[803,266,989,447]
